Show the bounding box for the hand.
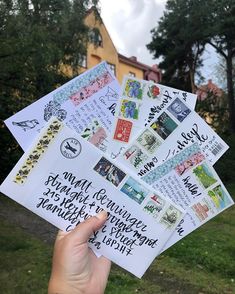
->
[48,211,111,294]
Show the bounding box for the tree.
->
[147,0,208,92]
[147,0,235,132]
[0,0,99,181]
[204,0,235,132]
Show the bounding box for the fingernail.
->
[96,210,107,220]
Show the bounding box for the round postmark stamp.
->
[60,138,82,159]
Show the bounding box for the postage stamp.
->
[208,185,232,211]
[123,79,144,100]
[175,152,205,176]
[113,118,133,143]
[136,129,162,154]
[119,99,140,120]
[191,198,215,222]
[192,163,217,189]
[143,194,166,219]
[93,156,126,187]
[120,177,149,204]
[167,98,191,122]
[150,112,178,140]
[160,205,182,228]
[124,145,149,169]
[147,84,161,99]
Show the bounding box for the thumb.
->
[69,210,108,245]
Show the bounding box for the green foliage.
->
[0,0,99,182]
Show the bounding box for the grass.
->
[0,184,234,293]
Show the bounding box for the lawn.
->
[0,184,234,294]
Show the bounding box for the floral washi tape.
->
[14,119,62,184]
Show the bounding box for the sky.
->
[99,0,220,85]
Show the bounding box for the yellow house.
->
[80,7,161,84]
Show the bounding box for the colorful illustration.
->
[137,129,162,154]
[147,84,160,99]
[160,205,182,228]
[113,119,133,143]
[124,79,143,100]
[167,98,191,122]
[12,119,39,131]
[14,119,62,184]
[124,145,149,169]
[120,177,149,204]
[44,100,67,122]
[143,194,166,218]
[208,185,232,211]
[191,198,214,221]
[94,157,126,187]
[193,163,217,189]
[119,99,140,120]
[81,120,107,148]
[175,152,206,175]
[150,112,178,140]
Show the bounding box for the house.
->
[79,7,161,84]
[196,79,223,101]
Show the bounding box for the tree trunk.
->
[226,50,235,132]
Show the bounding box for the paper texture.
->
[0,119,185,278]
[142,143,234,251]
[5,61,120,152]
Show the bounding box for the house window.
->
[129,72,136,77]
[89,28,103,47]
[80,55,87,68]
[108,63,116,76]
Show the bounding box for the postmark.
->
[60,138,82,159]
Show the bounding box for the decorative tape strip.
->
[14,119,63,184]
[142,143,202,185]
[53,62,108,105]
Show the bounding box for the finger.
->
[70,210,108,245]
[55,229,70,242]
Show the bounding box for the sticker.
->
[94,157,126,187]
[136,129,162,154]
[208,185,232,211]
[120,177,149,204]
[81,120,107,149]
[113,118,133,143]
[160,205,182,228]
[14,119,62,184]
[124,145,149,169]
[193,163,217,189]
[12,119,39,131]
[150,112,178,140]
[119,99,140,120]
[147,84,160,99]
[60,138,82,159]
[143,194,166,218]
[44,100,67,122]
[167,98,191,122]
[123,79,144,100]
